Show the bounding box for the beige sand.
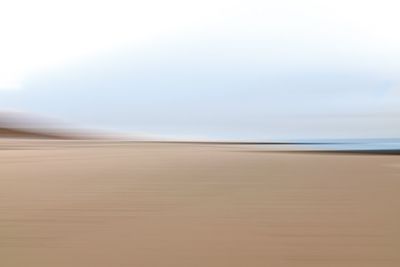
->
[1,142,400,267]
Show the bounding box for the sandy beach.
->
[1,142,400,267]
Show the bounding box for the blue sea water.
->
[304,139,400,152]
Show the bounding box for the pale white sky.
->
[0,0,399,139]
[1,0,400,89]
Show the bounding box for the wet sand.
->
[1,142,400,267]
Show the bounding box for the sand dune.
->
[1,142,400,267]
[0,112,95,140]
[0,127,70,139]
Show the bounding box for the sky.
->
[0,0,400,140]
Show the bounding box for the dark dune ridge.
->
[0,112,104,140]
[0,126,71,139]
